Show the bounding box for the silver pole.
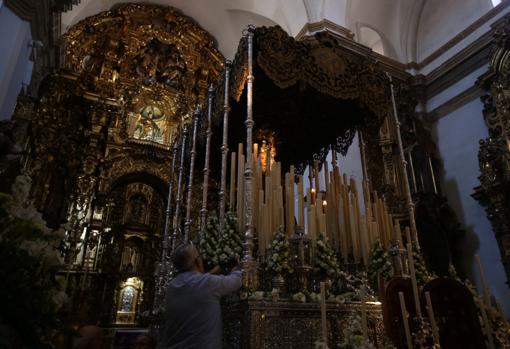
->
[172,123,189,249]
[184,109,200,242]
[358,131,369,181]
[387,73,419,248]
[242,26,257,289]
[153,141,178,308]
[200,86,215,233]
[219,61,232,230]
[161,141,179,262]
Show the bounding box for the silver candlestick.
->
[219,60,232,231]
[200,86,214,235]
[184,108,200,242]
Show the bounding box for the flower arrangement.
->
[409,242,433,285]
[367,241,392,289]
[314,339,329,349]
[315,232,340,279]
[338,313,376,349]
[266,226,293,275]
[217,211,243,269]
[291,292,306,303]
[0,175,68,348]
[199,213,220,270]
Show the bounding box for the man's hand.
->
[230,258,241,272]
[209,265,222,275]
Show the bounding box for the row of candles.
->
[226,143,502,347]
[397,254,503,349]
[228,142,410,264]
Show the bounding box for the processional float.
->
[154,25,506,349]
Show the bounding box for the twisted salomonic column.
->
[184,109,200,242]
[172,122,189,249]
[219,61,232,231]
[387,73,419,248]
[200,86,215,233]
[242,26,258,289]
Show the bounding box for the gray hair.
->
[172,243,199,272]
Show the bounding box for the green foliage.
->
[367,241,392,289]
[217,211,243,269]
[199,214,220,270]
[266,226,293,274]
[410,243,433,285]
[0,193,67,348]
[315,232,340,279]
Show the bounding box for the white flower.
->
[249,291,265,300]
[292,292,306,303]
[52,290,69,310]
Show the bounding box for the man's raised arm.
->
[208,270,242,297]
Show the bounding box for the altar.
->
[223,300,384,348]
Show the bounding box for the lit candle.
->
[298,175,304,228]
[399,292,413,349]
[320,282,327,343]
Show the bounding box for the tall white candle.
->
[424,291,440,346]
[298,175,304,228]
[399,292,413,349]
[407,242,422,317]
[229,152,236,210]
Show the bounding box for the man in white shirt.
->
[160,243,242,349]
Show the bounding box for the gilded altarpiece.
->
[21,4,223,326]
[475,15,510,282]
